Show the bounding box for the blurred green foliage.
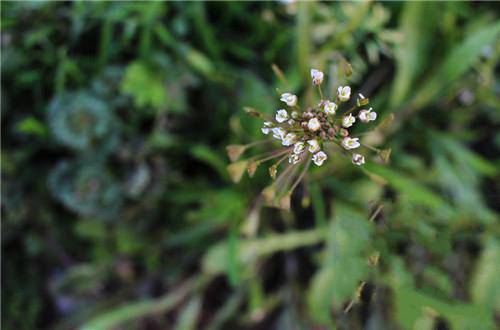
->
[1,1,499,330]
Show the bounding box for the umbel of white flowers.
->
[226,66,389,210]
[259,68,378,167]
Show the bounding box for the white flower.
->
[307,117,321,131]
[282,133,297,146]
[342,137,360,150]
[280,93,298,106]
[312,151,327,166]
[289,153,301,164]
[272,127,286,140]
[287,119,295,126]
[261,121,272,134]
[323,101,337,115]
[342,113,356,128]
[291,111,299,119]
[293,141,305,154]
[311,69,324,85]
[275,109,288,123]
[358,107,377,123]
[352,153,365,166]
[337,86,351,102]
[307,139,320,153]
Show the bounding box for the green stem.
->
[289,157,311,193]
[317,85,324,100]
[254,148,290,163]
[362,143,380,152]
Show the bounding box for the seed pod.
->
[339,128,349,137]
[244,107,264,118]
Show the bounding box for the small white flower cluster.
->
[290,138,326,166]
[227,65,389,210]
[262,104,327,166]
[227,64,388,210]
[260,70,378,167]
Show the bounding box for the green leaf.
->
[190,144,228,180]
[308,203,372,324]
[470,237,500,312]
[296,1,311,83]
[413,21,500,108]
[202,229,326,276]
[81,277,204,330]
[173,296,202,330]
[15,117,47,137]
[429,132,497,224]
[204,292,243,330]
[121,61,167,110]
[227,228,240,286]
[309,181,326,227]
[364,163,452,215]
[183,47,215,78]
[389,258,495,330]
[390,2,438,107]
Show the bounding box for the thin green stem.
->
[317,85,324,100]
[289,157,311,193]
[369,205,384,223]
[362,143,380,153]
[254,148,291,163]
[245,139,273,148]
[341,105,357,115]
[275,153,289,167]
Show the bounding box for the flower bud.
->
[328,128,335,139]
[303,111,313,120]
